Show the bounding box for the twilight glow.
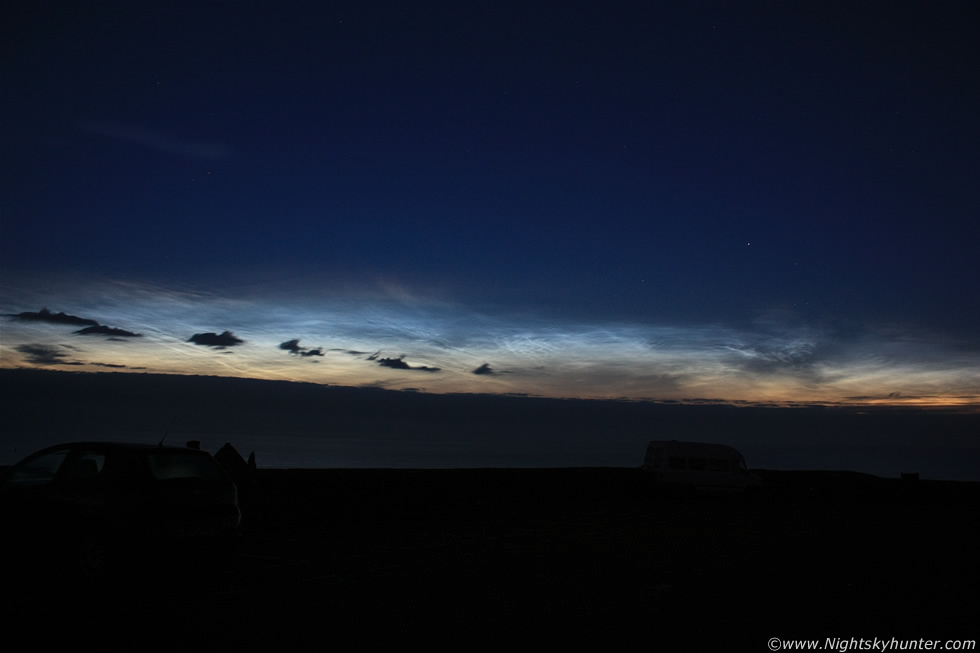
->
[2,276,977,407]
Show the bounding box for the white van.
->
[642,440,763,493]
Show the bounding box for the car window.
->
[62,451,106,483]
[4,449,71,487]
[144,452,223,480]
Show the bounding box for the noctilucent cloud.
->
[2,2,978,407]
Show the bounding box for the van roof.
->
[646,440,744,456]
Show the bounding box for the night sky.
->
[2,1,979,407]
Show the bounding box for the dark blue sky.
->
[2,1,978,404]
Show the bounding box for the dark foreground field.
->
[4,468,978,648]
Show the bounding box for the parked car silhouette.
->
[0,442,241,586]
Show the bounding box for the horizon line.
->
[3,367,978,413]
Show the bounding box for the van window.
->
[668,457,687,470]
[689,457,706,471]
[708,458,729,472]
[650,448,663,469]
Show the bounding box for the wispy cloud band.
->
[81,121,231,160]
[1,277,977,406]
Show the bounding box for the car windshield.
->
[3,449,71,487]
[143,452,223,481]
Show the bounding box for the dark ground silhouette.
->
[1,369,977,647]
[3,467,976,648]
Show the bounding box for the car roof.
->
[22,442,213,456]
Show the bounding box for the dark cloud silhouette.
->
[188,331,244,348]
[8,308,98,327]
[279,339,324,357]
[279,339,303,354]
[376,356,440,372]
[8,309,141,341]
[91,362,127,368]
[74,325,142,338]
[473,363,513,376]
[16,344,83,366]
[845,392,930,403]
